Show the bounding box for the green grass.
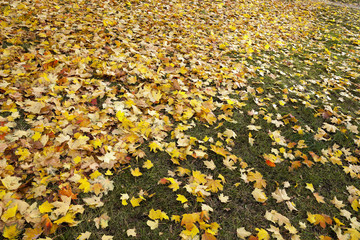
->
[50,2,360,239]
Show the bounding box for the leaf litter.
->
[0,0,359,239]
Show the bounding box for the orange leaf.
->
[288,161,301,171]
[265,160,276,167]
[41,214,56,235]
[249,236,259,240]
[202,232,216,240]
[59,185,77,200]
[158,178,169,185]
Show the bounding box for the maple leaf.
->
[120,194,129,206]
[271,188,290,203]
[147,220,159,230]
[256,228,270,240]
[218,193,229,203]
[1,203,18,222]
[83,195,104,208]
[77,232,91,240]
[203,160,216,170]
[265,210,290,226]
[3,224,20,239]
[130,197,142,207]
[148,209,169,220]
[23,227,43,240]
[202,204,214,212]
[98,151,116,164]
[223,129,237,139]
[164,177,180,191]
[142,160,153,169]
[177,194,188,203]
[94,213,110,229]
[247,171,267,189]
[345,228,360,240]
[307,212,332,228]
[54,212,78,226]
[313,192,326,203]
[202,232,217,240]
[126,228,136,237]
[252,188,268,203]
[340,209,352,220]
[101,235,114,240]
[130,168,142,177]
[305,183,314,192]
[39,201,54,214]
[149,141,163,152]
[286,201,298,212]
[237,227,252,239]
[181,213,199,230]
[247,125,262,131]
[1,176,22,190]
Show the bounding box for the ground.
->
[0,0,359,239]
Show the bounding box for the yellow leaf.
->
[149,141,163,152]
[176,194,188,203]
[39,201,54,213]
[305,183,314,192]
[54,212,76,225]
[176,167,191,176]
[256,228,270,240]
[345,228,360,240]
[105,170,113,176]
[3,224,20,239]
[333,217,344,226]
[142,160,153,169]
[91,138,102,149]
[78,178,91,193]
[307,212,316,224]
[171,215,181,222]
[193,171,207,184]
[307,213,332,228]
[131,168,142,177]
[130,197,142,207]
[73,156,81,164]
[351,199,359,212]
[165,177,180,191]
[1,204,17,221]
[219,43,227,50]
[23,227,43,240]
[148,209,169,220]
[90,170,102,179]
[32,131,42,141]
[120,194,129,206]
[116,111,125,121]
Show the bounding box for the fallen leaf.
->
[126,228,136,237]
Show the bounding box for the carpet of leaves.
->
[0,0,359,239]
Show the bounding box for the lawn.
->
[0,0,359,239]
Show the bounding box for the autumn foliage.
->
[0,0,360,239]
